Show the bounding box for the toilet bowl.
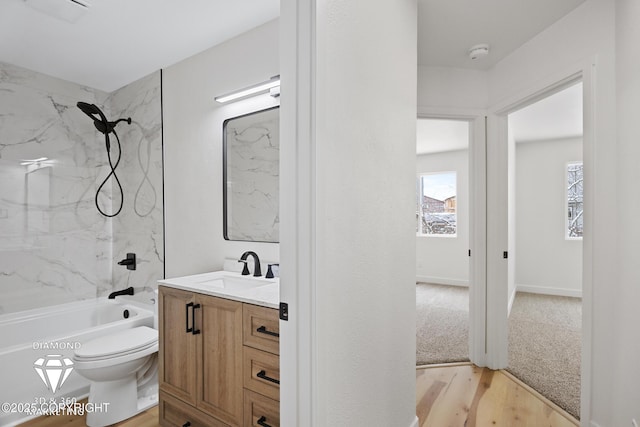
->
[73,326,158,427]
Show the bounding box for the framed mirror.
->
[223,106,279,242]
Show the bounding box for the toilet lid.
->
[75,326,158,359]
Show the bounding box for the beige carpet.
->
[416,285,581,419]
[416,283,469,364]
[508,292,582,420]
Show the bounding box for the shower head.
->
[76,102,132,136]
[77,101,110,135]
[77,101,103,119]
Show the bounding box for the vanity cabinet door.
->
[159,286,197,405]
[196,294,244,426]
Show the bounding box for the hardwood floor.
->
[20,364,578,427]
[18,401,159,427]
[416,363,579,427]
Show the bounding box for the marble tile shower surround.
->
[0,62,163,315]
[108,72,164,303]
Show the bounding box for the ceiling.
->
[417,0,585,69]
[0,0,585,93]
[0,0,279,92]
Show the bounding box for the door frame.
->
[486,58,596,422]
[417,107,488,367]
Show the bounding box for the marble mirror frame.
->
[223,106,279,243]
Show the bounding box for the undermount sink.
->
[190,272,275,291]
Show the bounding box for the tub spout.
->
[108,287,134,299]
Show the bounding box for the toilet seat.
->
[74,326,158,368]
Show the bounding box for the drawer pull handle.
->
[256,370,280,385]
[192,303,201,335]
[185,302,193,333]
[256,325,280,338]
[183,422,191,427]
[257,416,272,427]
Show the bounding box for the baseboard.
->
[516,284,582,298]
[416,276,469,287]
[408,415,419,427]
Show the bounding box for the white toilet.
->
[73,326,158,427]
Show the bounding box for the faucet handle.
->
[238,259,250,276]
[266,263,279,279]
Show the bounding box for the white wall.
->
[310,0,418,425]
[416,149,469,285]
[417,65,488,112]
[613,1,640,425]
[163,20,280,278]
[488,0,617,423]
[515,138,582,296]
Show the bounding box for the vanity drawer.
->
[244,389,280,427]
[243,304,280,355]
[159,391,229,427]
[243,346,280,401]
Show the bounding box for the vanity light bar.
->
[215,75,280,103]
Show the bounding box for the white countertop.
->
[158,270,279,309]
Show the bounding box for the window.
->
[567,162,583,238]
[416,172,457,236]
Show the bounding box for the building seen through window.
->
[417,171,457,236]
[567,162,583,238]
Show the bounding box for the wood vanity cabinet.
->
[242,304,280,427]
[158,286,280,427]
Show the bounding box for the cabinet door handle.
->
[256,325,279,338]
[192,303,201,335]
[256,370,280,385]
[185,302,193,333]
[257,416,272,427]
[182,422,191,427]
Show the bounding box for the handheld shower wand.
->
[77,101,132,217]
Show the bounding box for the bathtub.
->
[0,298,155,426]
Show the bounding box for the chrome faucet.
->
[238,251,262,277]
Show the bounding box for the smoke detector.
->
[24,0,90,23]
[468,44,490,60]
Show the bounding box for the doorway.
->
[415,117,472,365]
[505,82,583,419]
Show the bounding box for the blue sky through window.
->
[422,172,456,201]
